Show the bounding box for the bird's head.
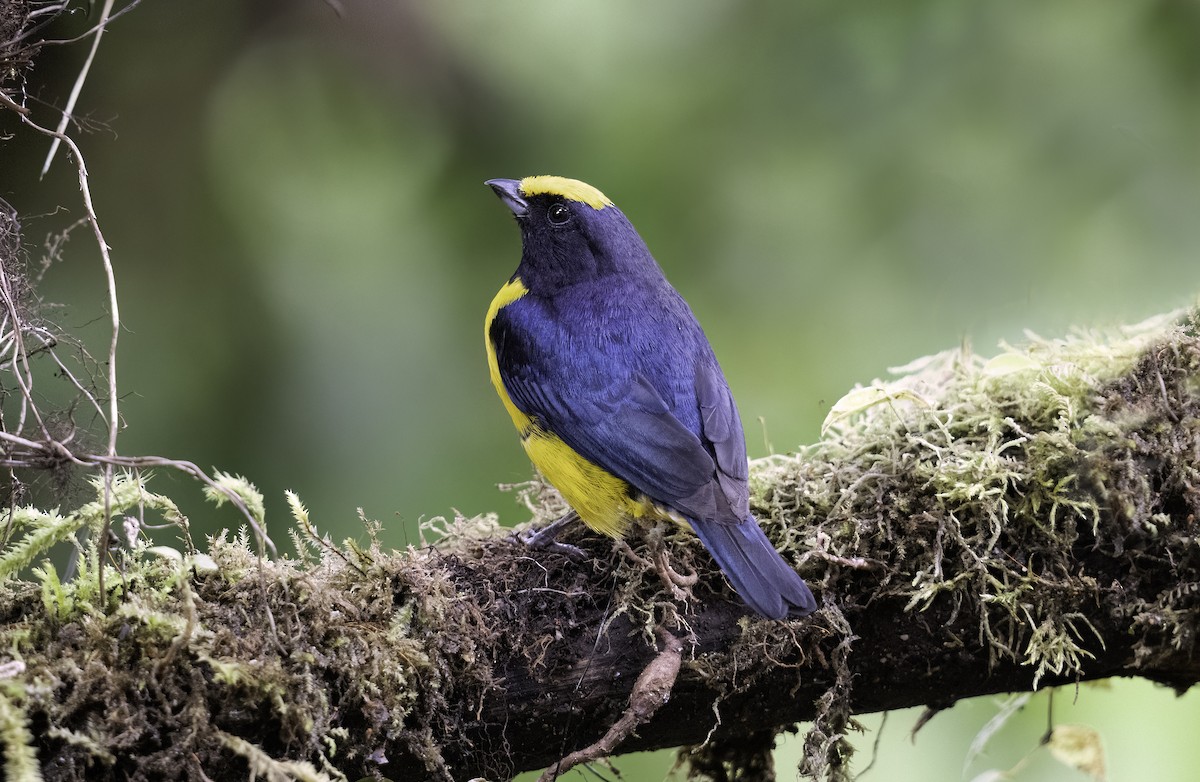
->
[486,176,658,291]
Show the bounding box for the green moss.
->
[0,689,41,782]
[0,308,1195,782]
[754,309,1195,674]
[739,308,1200,779]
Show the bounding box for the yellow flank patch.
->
[519,176,613,210]
[485,277,532,433]
[522,429,646,538]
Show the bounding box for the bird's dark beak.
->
[486,178,529,218]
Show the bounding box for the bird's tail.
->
[689,516,817,620]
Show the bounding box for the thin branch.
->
[39,0,116,177]
[15,76,125,596]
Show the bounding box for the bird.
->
[484,175,816,620]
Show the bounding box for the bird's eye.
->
[547,202,572,226]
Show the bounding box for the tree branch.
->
[0,307,1195,782]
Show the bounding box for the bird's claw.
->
[518,527,588,560]
[514,510,588,561]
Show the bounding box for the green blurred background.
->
[6,1,1200,779]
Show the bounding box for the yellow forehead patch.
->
[519,176,613,210]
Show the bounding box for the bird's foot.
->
[615,531,698,603]
[654,547,698,596]
[645,522,698,602]
[516,510,588,560]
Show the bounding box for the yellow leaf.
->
[1047,724,1106,782]
[968,772,1009,782]
[821,386,929,435]
[146,546,183,563]
[981,352,1042,377]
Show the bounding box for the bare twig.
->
[40,0,116,177]
[537,629,684,782]
[15,80,124,596]
[88,455,276,557]
[3,37,277,563]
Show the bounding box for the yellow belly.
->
[521,428,650,537]
[486,276,651,537]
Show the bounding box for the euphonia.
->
[484,175,816,620]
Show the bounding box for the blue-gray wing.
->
[491,301,748,523]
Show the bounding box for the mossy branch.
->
[0,307,1196,781]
